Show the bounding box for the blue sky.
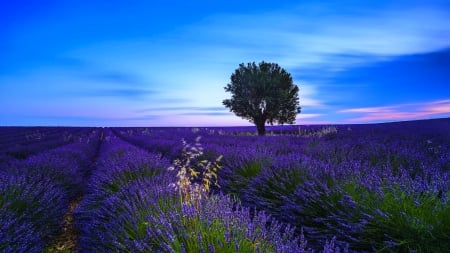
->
[1,0,449,126]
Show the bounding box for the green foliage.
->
[343,183,450,252]
[222,160,265,197]
[1,183,54,222]
[105,169,162,193]
[124,194,180,240]
[142,194,306,253]
[246,167,306,213]
[171,196,275,253]
[223,61,301,135]
[368,188,450,252]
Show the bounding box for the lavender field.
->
[1,118,450,253]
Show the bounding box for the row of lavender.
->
[74,129,332,252]
[2,119,448,252]
[1,126,338,252]
[0,128,101,252]
[0,127,97,166]
[114,118,450,252]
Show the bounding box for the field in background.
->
[1,118,449,252]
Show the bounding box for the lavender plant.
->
[74,134,320,252]
[1,119,448,252]
[0,129,99,252]
[144,194,313,253]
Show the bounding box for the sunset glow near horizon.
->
[1,0,449,127]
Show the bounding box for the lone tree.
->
[223,61,301,136]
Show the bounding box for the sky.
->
[1,0,449,127]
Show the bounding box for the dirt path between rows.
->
[46,129,103,252]
[45,197,82,252]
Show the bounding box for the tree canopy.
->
[223,61,301,135]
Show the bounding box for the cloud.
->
[37,60,162,100]
[81,88,156,99]
[122,115,161,121]
[340,100,450,122]
[4,2,449,127]
[137,106,230,117]
[41,57,152,87]
[339,106,395,114]
[84,72,144,86]
[298,83,325,107]
[65,3,450,82]
[61,4,450,115]
[296,113,323,119]
[184,5,450,73]
[178,112,232,116]
[423,100,450,114]
[138,106,226,112]
[295,48,450,110]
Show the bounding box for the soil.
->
[45,197,82,253]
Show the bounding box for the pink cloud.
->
[296,113,322,119]
[423,100,450,113]
[340,99,450,122]
[339,106,394,113]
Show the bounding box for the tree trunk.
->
[255,119,266,136]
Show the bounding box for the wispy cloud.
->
[138,106,226,112]
[83,72,144,86]
[137,106,230,117]
[340,106,395,114]
[178,112,231,116]
[59,3,450,119]
[185,5,450,72]
[3,1,449,126]
[299,83,325,107]
[340,100,450,122]
[423,100,450,114]
[0,114,162,127]
[296,113,323,119]
[81,88,156,99]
